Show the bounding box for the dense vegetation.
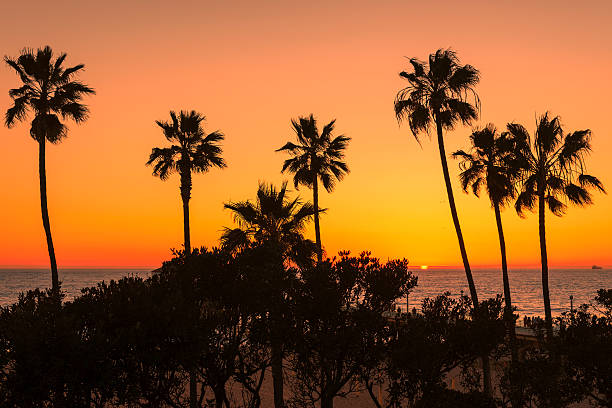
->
[2,46,609,407]
[0,251,610,407]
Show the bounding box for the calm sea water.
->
[0,268,609,318]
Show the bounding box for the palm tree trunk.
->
[538,192,553,339]
[434,119,478,304]
[39,137,59,295]
[494,202,522,406]
[313,175,323,263]
[321,395,334,408]
[180,169,197,408]
[271,336,284,408]
[434,117,491,395]
[214,386,227,408]
[183,197,191,254]
[181,171,192,255]
[494,203,518,360]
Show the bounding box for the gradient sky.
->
[0,0,610,268]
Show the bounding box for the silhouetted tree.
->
[147,110,226,256]
[221,181,318,267]
[4,46,95,295]
[557,289,612,406]
[75,275,191,407]
[147,110,225,407]
[277,115,351,262]
[288,252,416,408]
[222,182,317,408]
[378,293,503,408]
[452,124,521,393]
[394,48,492,394]
[508,113,605,338]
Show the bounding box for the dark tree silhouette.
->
[4,46,95,296]
[452,125,521,366]
[147,110,226,256]
[507,113,605,338]
[221,181,317,408]
[289,252,416,408]
[221,181,318,267]
[394,48,492,394]
[277,115,351,262]
[147,110,226,408]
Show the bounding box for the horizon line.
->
[0,264,606,270]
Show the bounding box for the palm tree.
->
[393,48,493,395]
[222,181,317,408]
[221,181,318,266]
[147,110,226,256]
[277,115,350,263]
[4,46,95,296]
[147,110,225,408]
[394,48,480,305]
[452,124,521,370]
[508,113,604,338]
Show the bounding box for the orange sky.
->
[0,0,610,268]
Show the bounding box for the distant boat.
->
[592,265,603,270]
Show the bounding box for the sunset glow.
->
[0,1,610,268]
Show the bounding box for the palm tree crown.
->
[5,46,95,140]
[277,114,350,262]
[452,124,520,207]
[509,113,605,216]
[394,48,480,139]
[221,182,318,264]
[147,110,226,185]
[277,115,350,192]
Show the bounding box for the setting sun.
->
[420,265,429,270]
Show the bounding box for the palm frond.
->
[564,183,592,206]
[147,146,179,180]
[546,195,566,216]
[578,174,605,193]
[515,190,537,217]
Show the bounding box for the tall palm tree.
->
[393,48,493,395]
[452,124,521,369]
[508,113,604,338]
[394,48,480,305]
[147,110,225,408]
[222,181,317,408]
[147,110,226,256]
[4,46,95,296]
[277,114,350,263]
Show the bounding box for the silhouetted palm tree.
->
[452,124,521,366]
[147,110,226,255]
[221,181,318,266]
[508,113,605,338]
[147,110,225,408]
[277,115,350,262]
[222,181,317,408]
[4,46,95,295]
[393,48,492,394]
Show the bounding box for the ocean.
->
[0,267,609,318]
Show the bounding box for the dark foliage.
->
[287,252,417,408]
